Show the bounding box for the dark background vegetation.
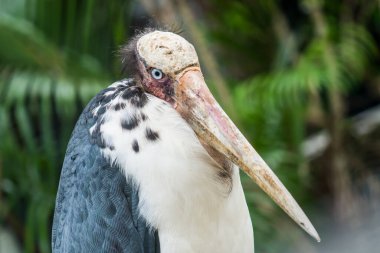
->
[1,0,380,252]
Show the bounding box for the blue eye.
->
[151,68,163,80]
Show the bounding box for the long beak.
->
[175,67,320,242]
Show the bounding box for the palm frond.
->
[0,69,106,252]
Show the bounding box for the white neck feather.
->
[93,84,254,252]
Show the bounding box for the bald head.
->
[136,31,199,76]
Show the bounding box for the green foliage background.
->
[1,0,380,252]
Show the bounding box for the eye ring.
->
[151,68,164,80]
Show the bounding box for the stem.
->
[0,156,2,217]
[306,0,357,222]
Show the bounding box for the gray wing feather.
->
[52,92,160,253]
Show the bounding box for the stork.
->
[52,29,320,253]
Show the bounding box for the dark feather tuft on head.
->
[119,25,184,77]
[119,27,154,77]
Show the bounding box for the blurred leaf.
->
[0,14,64,72]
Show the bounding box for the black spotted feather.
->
[52,83,160,253]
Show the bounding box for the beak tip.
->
[310,230,321,243]
[313,234,321,243]
[301,220,321,242]
[313,232,321,243]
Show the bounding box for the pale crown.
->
[136,31,199,75]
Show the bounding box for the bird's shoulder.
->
[52,78,159,253]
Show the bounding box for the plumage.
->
[53,78,253,252]
[52,80,160,252]
[53,29,319,253]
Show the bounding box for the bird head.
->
[121,29,320,242]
